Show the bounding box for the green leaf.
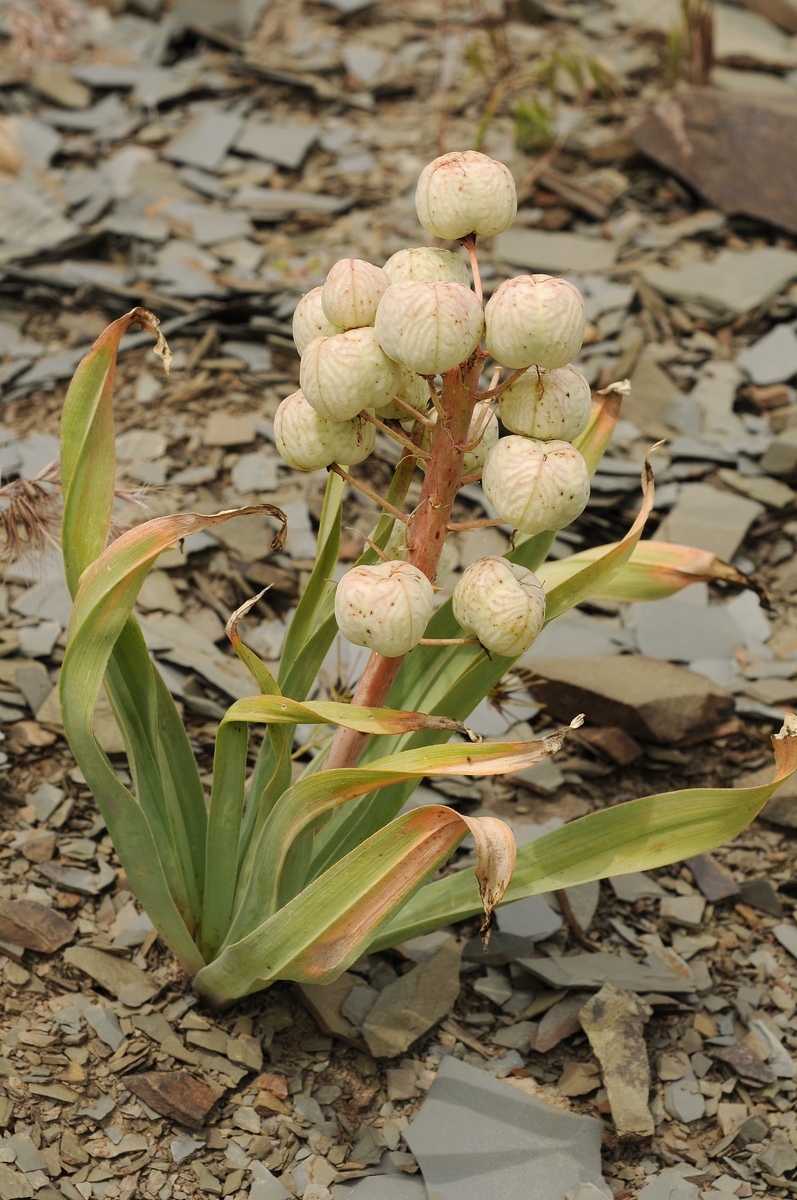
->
[370,716,797,948]
[60,503,286,973]
[537,540,749,603]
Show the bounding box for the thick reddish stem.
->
[324,356,481,771]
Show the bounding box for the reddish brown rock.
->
[633,89,797,236]
[127,1071,219,1128]
[0,899,73,953]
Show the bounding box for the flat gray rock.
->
[493,229,616,274]
[404,1057,611,1199]
[738,322,797,385]
[164,111,244,172]
[610,872,665,902]
[657,483,764,562]
[773,922,797,959]
[638,1175,699,1200]
[332,1178,427,1199]
[84,1005,125,1051]
[235,120,319,169]
[644,246,797,314]
[521,608,622,660]
[495,894,563,941]
[518,952,694,993]
[629,594,744,663]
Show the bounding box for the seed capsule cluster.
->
[276,150,593,661]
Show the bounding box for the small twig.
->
[360,410,431,458]
[386,394,436,427]
[475,367,526,400]
[447,517,505,531]
[329,465,408,522]
[425,376,446,419]
[419,636,481,646]
[351,528,393,564]
[461,233,483,305]
[460,469,483,486]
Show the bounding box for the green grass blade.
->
[200,720,249,961]
[279,471,344,683]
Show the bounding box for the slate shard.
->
[633,88,797,237]
[405,1056,611,1199]
[127,1071,219,1129]
[579,986,654,1140]
[0,899,73,953]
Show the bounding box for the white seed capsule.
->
[374,280,484,376]
[374,366,429,422]
[383,247,469,286]
[292,286,343,356]
[415,150,517,241]
[499,365,591,442]
[453,556,546,657]
[274,389,375,471]
[462,402,499,476]
[485,274,586,370]
[383,523,454,587]
[482,436,590,535]
[321,258,390,330]
[300,327,400,422]
[335,561,434,657]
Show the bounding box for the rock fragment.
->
[579,986,654,1139]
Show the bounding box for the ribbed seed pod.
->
[300,327,400,422]
[335,561,434,657]
[321,258,390,329]
[481,436,590,534]
[485,274,585,370]
[274,390,375,471]
[292,286,344,356]
[415,150,517,241]
[499,365,591,442]
[383,247,469,286]
[453,556,546,657]
[374,280,484,376]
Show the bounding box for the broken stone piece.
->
[519,952,693,994]
[709,1043,777,1083]
[685,853,740,901]
[404,1056,610,1199]
[536,995,591,1054]
[579,986,654,1140]
[558,1060,601,1096]
[658,483,764,563]
[296,972,367,1050]
[62,946,157,1003]
[127,1071,218,1129]
[610,872,665,902]
[0,899,73,953]
[659,895,706,930]
[362,938,462,1057]
[529,656,733,744]
[633,89,797,238]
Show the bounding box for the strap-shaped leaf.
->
[370,716,797,949]
[225,722,578,945]
[195,804,512,1000]
[538,540,749,602]
[60,504,286,972]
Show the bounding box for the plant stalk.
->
[324,357,481,770]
